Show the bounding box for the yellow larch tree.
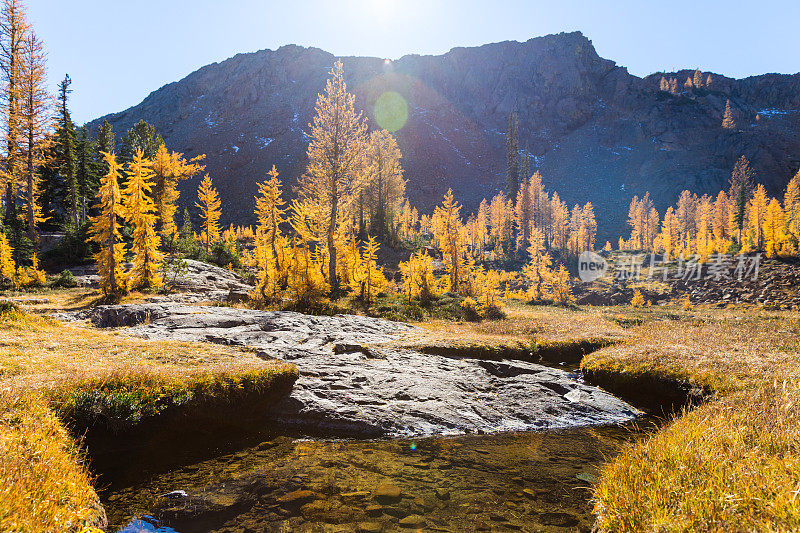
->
[784,170,800,249]
[20,28,50,245]
[675,190,699,254]
[0,0,27,223]
[88,152,126,296]
[522,226,552,302]
[659,206,680,260]
[196,174,222,254]
[712,190,731,253]
[568,203,597,256]
[763,197,786,258]
[252,165,287,301]
[695,195,714,261]
[550,264,574,306]
[475,199,489,259]
[747,184,768,251]
[489,192,513,255]
[296,60,368,293]
[151,143,205,239]
[626,193,659,251]
[549,192,570,250]
[350,235,386,306]
[399,250,438,303]
[17,252,44,286]
[123,149,163,290]
[363,129,405,239]
[255,165,286,269]
[432,189,465,293]
[0,232,14,283]
[287,199,329,304]
[338,233,361,289]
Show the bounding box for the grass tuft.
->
[0,390,106,532]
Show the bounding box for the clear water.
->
[101,419,656,533]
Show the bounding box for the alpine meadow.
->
[4,1,800,532]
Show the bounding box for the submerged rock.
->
[62,303,638,437]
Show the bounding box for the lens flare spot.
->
[374,91,408,132]
[410,441,417,451]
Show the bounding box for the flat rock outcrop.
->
[62,304,638,437]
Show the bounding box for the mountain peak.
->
[87,35,800,241]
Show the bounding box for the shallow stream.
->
[101,418,656,533]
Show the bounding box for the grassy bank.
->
[405,301,627,364]
[412,302,800,531]
[0,390,105,532]
[580,307,800,531]
[0,303,298,531]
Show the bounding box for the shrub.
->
[51,270,78,288]
[460,297,482,321]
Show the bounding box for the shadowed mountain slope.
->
[87,31,800,241]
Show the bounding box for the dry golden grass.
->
[0,308,281,392]
[0,391,104,533]
[582,307,800,393]
[580,305,800,531]
[594,381,800,532]
[407,301,627,351]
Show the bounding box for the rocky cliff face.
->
[87,31,800,241]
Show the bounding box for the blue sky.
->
[29,0,800,124]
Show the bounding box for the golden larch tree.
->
[255,165,286,271]
[550,264,574,306]
[712,190,730,253]
[721,99,736,129]
[350,235,385,306]
[658,206,680,260]
[296,60,368,293]
[399,250,438,303]
[432,189,464,292]
[0,231,13,282]
[364,129,405,239]
[88,152,126,296]
[123,149,163,289]
[252,165,288,302]
[784,170,800,248]
[747,184,768,251]
[763,197,786,258]
[695,195,714,260]
[0,0,26,223]
[522,226,552,302]
[196,174,221,254]
[151,143,205,239]
[19,27,49,244]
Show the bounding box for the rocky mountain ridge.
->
[87,31,800,241]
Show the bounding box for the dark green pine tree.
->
[518,144,531,184]
[37,140,61,229]
[83,119,115,220]
[93,119,115,161]
[505,112,520,196]
[729,156,754,245]
[180,207,193,239]
[56,74,78,230]
[75,126,97,225]
[121,119,163,163]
